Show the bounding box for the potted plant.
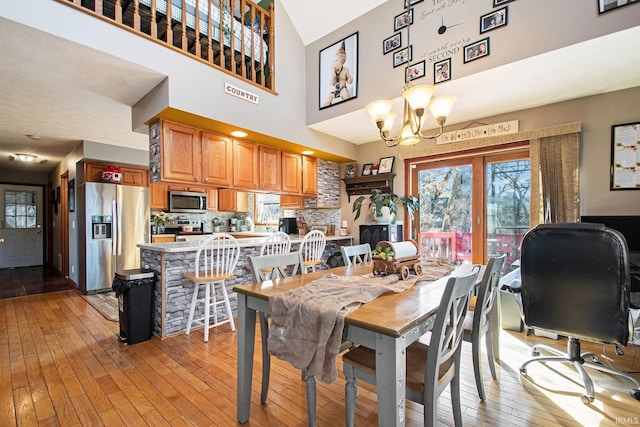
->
[352,189,419,224]
[151,211,169,234]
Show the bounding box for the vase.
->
[374,206,394,224]
[152,225,158,235]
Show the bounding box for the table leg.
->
[375,334,406,426]
[237,293,257,424]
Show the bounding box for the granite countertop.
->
[138,234,354,253]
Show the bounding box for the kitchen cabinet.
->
[218,189,249,212]
[281,151,302,194]
[207,188,219,211]
[302,155,318,196]
[201,132,233,187]
[167,184,208,193]
[150,183,169,210]
[83,162,149,187]
[161,121,200,183]
[259,146,282,191]
[152,235,175,243]
[280,195,304,209]
[233,140,259,190]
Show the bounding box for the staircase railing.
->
[56,0,275,92]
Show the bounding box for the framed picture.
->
[383,33,402,55]
[434,58,451,84]
[345,163,358,178]
[464,38,490,63]
[393,46,412,68]
[362,163,373,176]
[610,122,640,190]
[68,179,75,212]
[598,0,639,13]
[319,32,359,110]
[493,0,515,6]
[405,0,424,6]
[406,60,425,81]
[480,7,508,33]
[378,156,395,174]
[394,8,413,31]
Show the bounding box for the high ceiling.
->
[1,1,639,175]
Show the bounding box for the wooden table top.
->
[233,262,454,338]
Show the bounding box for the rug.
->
[84,291,119,322]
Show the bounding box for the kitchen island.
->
[138,234,354,338]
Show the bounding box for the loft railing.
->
[56,0,275,92]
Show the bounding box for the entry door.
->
[0,185,44,268]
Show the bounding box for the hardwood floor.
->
[0,266,75,299]
[1,289,639,426]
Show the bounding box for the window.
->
[255,193,280,225]
[5,190,37,229]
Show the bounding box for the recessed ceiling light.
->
[301,150,315,155]
[231,130,248,138]
[13,153,37,162]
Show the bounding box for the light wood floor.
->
[1,289,639,426]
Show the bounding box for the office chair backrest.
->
[520,222,630,345]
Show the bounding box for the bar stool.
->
[258,231,292,280]
[184,233,240,342]
[298,230,327,272]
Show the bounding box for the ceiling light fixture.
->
[13,153,38,163]
[301,150,315,155]
[231,130,248,138]
[365,1,456,148]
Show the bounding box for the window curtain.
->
[529,133,580,226]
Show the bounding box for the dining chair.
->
[184,233,239,342]
[342,269,479,427]
[462,254,506,400]
[340,243,372,266]
[298,230,327,272]
[247,252,305,403]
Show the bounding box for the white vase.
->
[374,206,394,224]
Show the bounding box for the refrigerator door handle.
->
[113,199,122,256]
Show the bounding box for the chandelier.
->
[365,3,457,147]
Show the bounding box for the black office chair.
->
[519,222,640,403]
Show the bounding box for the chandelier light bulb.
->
[428,96,457,121]
[365,100,394,123]
[403,84,435,111]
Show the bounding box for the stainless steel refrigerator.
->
[78,182,150,294]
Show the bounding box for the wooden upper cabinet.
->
[218,189,248,212]
[150,183,169,210]
[281,151,302,194]
[259,146,282,191]
[201,132,232,187]
[302,155,318,196]
[161,121,200,183]
[84,162,149,187]
[233,140,259,190]
[207,188,219,212]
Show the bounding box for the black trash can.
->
[112,269,155,345]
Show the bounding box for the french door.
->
[409,144,530,270]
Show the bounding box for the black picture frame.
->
[362,163,373,176]
[68,179,75,212]
[405,0,424,6]
[493,0,515,6]
[406,60,426,81]
[394,8,413,31]
[480,6,508,33]
[464,38,490,63]
[393,46,412,68]
[383,32,402,55]
[598,0,639,13]
[379,156,395,174]
[319,32,359,110]
[345,163,358,178]
[434,58,451,84]
[610,121,640,190]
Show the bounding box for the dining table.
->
[234,261,480,426]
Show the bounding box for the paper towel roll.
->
[393,241,418,258]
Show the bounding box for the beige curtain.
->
[530,133,580,226]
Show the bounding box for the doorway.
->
[0,184,44,268]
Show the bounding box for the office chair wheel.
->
[631,389,640,400]
[581,394,594,404]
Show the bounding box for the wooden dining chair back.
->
[463,254,506,400]
[248,252,305,403]
[259,231,291,256]
[298,230,327,272]
[342,269,479,427]
[184,233,240,342]
[340,243,372,266]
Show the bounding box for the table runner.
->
[268,260,454,384]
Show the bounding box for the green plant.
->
[352,189,419,223]
[372,244,394,261]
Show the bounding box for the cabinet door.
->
[302,155,318,196]
[218,190,248,212]
[150,183,169,210]
[161,121,200,183]
[207,188,219,212]
[202,132,233,187]
[281,151,302,194]
[259,146,282,191]
[233,140,259,190]
[120,167,149,187]
[280,195,304,209]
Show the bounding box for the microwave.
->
[169,191,208,213]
